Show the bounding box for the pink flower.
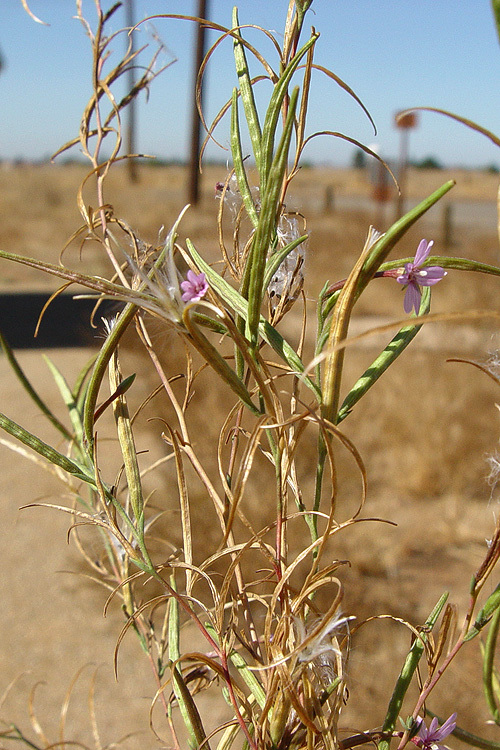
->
[397,239,446,314]
[180,270,208,303]
[413,713,457,750]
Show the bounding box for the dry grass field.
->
[1,162,500,747]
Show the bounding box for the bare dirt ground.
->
[1,163,500,747]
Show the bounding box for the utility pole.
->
[125,0,139,182]
[187,0,208,205]
[394,111,418,220]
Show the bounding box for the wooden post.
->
[442,203,453,247]
[187,0,208,205]
[324,184,335,213]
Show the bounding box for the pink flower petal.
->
[414,239,433,267]
[417,266,447,286]
[403,282,421,314]
[181,271,208,303]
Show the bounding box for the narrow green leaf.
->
[168,576,210,749]
[191,311,227,335]
[109,354,144,532]
[245,87,300,346]
[319,289,341,330]
[296,0,314,14]
[260,33,318,193]
[43,355,84,447]
[466,583,500,641]
[183,310,260,414]
[378,592,449,750]
[205,622,266,710]
[0,411,94,486]
[83,302,138,449]
[230,88,259,229]
[94,373,137,423]
[0,329,72,442]
[168,575,180,662]
[483,607,500,723]
[73,353,99,410]
[232,6,262,171]
[229,649,266,710]
[321,228,381,425]
[337,287,431,423]
[171,662,209,750]
[263,233,308,290]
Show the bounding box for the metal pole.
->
[395,126,409,221]
[187,0,208,205]
[125,0,139,182]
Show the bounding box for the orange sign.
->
[396,112,418,129]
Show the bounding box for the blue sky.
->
[1,1,500,168]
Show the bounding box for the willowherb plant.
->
[3,2,500,749]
